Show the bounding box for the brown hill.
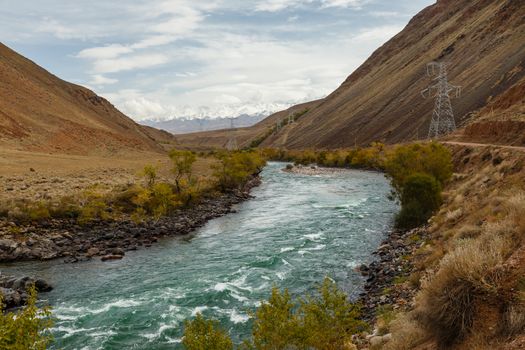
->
[0,42,173,156]
[175,0,525,150]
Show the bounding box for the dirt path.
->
[443,141,525,152]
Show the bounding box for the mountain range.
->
[141,113,268,135]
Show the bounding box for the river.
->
[0,162,398,349]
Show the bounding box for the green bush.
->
[212,151,266,191]
[140,164,158,188]
[0,286,53,350]
[169,149,197,193]
[183,314,233,350]
[396,173,442,229]
[131,183,180,219]
[185,278,364,350]
[385,142,452,193]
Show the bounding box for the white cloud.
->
[255,0,366,12]
[92,53,169,73]
[37,18,79,39]
[89,74,118,85]
[320,0,367,9]
[351,25,404,42]
[3,0,433,121]
[256,0,304,12]
[369,11,402,18]
[77,44,133,60]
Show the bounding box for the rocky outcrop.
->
[0,176,261,264]
[0,274,52,309]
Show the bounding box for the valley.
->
[1,0,524,349]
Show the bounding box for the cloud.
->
[255,0,304,12]
[320,0,368,9]
[255,0,366,12]
[77,44,133,60]
[92,53,169,73]
[37,18,81,39]
[89,74,118,85]
[351,25,404,42]
[369,11,402,18]
[2,0,433,121]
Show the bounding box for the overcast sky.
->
[1,0,433,121]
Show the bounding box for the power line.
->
[421,62,461,139]
[226,117,238,151]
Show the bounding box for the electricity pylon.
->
[226,117,238,151]
[275,119,282,132]
[287,114,294,124]
[421,62,461,139]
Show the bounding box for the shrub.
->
[396,173,442,229]
[169,150,197,193]
[246,278,364,350]
[249,287,299,350]
[414,235,508,347]
[140,164,158,188]
[212,151,265,191]
[299,278,366,349]
[182,279,362,350]
[131,183,180,219]
[78,199,110,225]
[385,142,452,193]
[182,314,233,350]
[0,285,53,350]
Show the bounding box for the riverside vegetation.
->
[0,149,265,226]
[1,142,457,349]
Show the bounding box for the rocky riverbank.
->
[357,225,430,322]
[282,164,354,176]
[0,176,261,264]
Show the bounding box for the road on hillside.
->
[442,141,525,152]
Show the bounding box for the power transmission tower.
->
[287,114,294,124]
[275,119,282,132]
[226,117,238,151]
[421,62,461,139]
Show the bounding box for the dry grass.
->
[383,314,427,350]
[504,304,525,336]
[414,235,508,347]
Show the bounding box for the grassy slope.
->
[382,144,525,350]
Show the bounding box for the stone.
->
[101,254,124,261]
[369,336,384,347]
[0,287,22,308]
[111,248,125,256]
[0,239,18,251]
[86,247,100,257]
[34,279,53,292]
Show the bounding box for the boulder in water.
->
[101,254,124,261]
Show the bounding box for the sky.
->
[1,0,434,121]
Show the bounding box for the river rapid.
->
[0,162,398,349]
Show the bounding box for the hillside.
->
[175,0,525,150]
[0,42,173,156]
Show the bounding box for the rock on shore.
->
[357,226,430,321]
[0,274,52,309]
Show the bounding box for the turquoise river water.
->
[0,162,398,349]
